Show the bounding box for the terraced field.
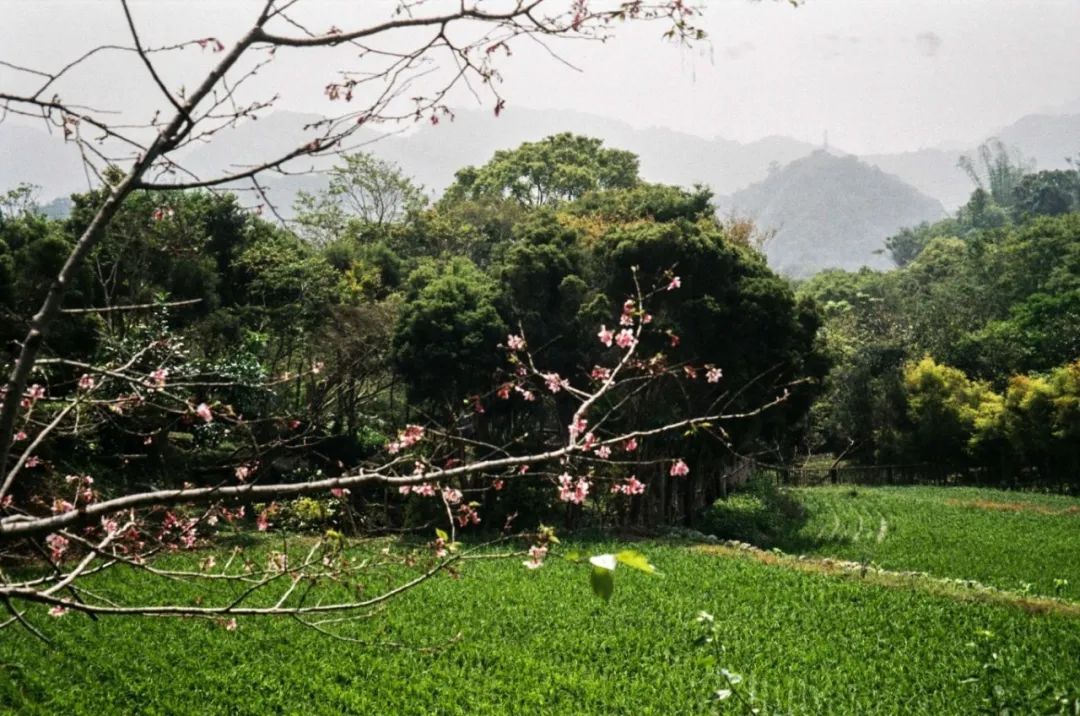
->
[2,486,1078,714]
[703,484,1080,600]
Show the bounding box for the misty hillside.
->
[723,150,947,277]
[865,113,1080,211]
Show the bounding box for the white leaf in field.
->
[589,553,617,571]
[721,669,743,685]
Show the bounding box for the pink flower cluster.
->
[669,459,690,477]
[148,368,168,389]
[455,503,480,527]
[523,544,548,570]
[195,403,213,423]
[506,334,526,351]
[161,511,199,549]
[22,383,45,409]
[399,482,436,497]
[611,476,646,496]
[544,373,565,393]
[557,473,591,504]
[46,533,69,562]
[387,424,425,454]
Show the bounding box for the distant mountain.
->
[997,113,1080,167]
[723,150,947,278]
[865,113,1080,211]
[242,108,817,213]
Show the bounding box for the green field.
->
[702,484,1080,600]
[2,485,1080,715]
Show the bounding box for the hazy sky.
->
[2,0,1078,154]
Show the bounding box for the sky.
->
[1,0,1079,155]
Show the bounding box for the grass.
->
[1,532,1079,715]
[702,484,1080,600]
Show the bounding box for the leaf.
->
[713,689,733,701]
[435,528,448,542]
[564,550,581,563]
[589,554,617,571]
[615,550,656,574]
[590,566,615,602]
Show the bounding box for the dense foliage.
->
[0,135,821,530]
[799,158,1080,487]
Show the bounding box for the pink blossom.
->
[683,365,698,380]
[620,299,636,326]
[670,459,690,477]
[101,517,119,536]
[25,455,41,468]
[506,334,526,351]
[235,464,252,481]
[387,424,425,454]
[77,374,95,391]
[615,329,636,349]
[413,483,436,497]
[667,276,681,291]
[623,438,638,452]
[597,325,614,347]
[596,445,612,459]
[569,417,588,441]
[398,485,412,495]
[256,511,270,532]
[442,487,463,505]
[706,366,723,383]
[51,498,74,514]
[590,366,611,381]
[224,618,238,631]
[26,384,45,402]
[49,605,69,618]
[195,403,213,422]
[523,543,548,569]
[582,432,597,452]
[432,536,448,558]
[496,383,512,400]
[612,475,646,496]
[149,368,168,388]
[515,386,536,402]
[455,503,481,527]
[544,373,564,393]
[46,534,69,561]
[0,495,12,509]
[557,473,590,505]
[668,331,681,348]
[492,479,504,491]
[13,430,27,442]
[330,487,349,498]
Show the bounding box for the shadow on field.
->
[699,481,850,553]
